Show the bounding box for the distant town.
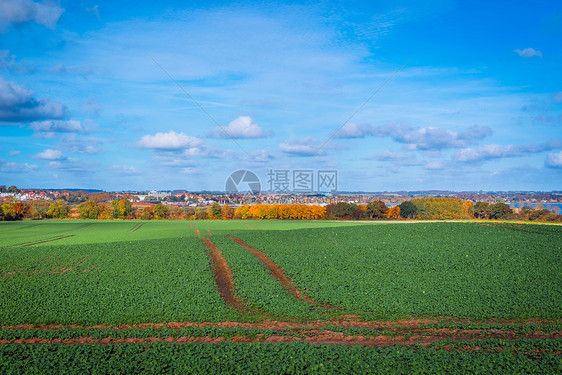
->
[1,185,561,213]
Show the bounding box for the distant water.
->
[511,203,562,213]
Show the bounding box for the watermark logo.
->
[225,170,261,196]
[268,169,337,193]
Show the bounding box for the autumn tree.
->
[140,207,153,220]
[1,199,25,221]
[47,200,69,219]
[153,203,169,219]
[195,209,209,220]
[111,199,133,219]
[28,200,51,219]
[386,206,400,219]
[78,199,100,219]
[234,205,250,219]
[221,204,234,219]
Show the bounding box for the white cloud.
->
[208,116,267,139]
[545,151,562,168]
[0,159,37,172]
[455,139,562,163]
[334,122,374,138]
[36,148,66,161]
[0,0,63,31]
[138,130,203,151]
[514,48,543,58]
[278,136,325,156]
[29,120,85,133]
[370,123,492,150]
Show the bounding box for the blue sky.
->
[1,0,561,191]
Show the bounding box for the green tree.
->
[398,201,418,219]
[7,185,19,193]
[472,202,490,219]
[488,202,512,220]
[209,202,222,219]
[78,199,100,219]
[333,202,355,218]
[366,200,388,219]
[47,200,69,219]
[153,203,169,219]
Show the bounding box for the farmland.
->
[0,220,561,373]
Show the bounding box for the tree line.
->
[0,197,560,222]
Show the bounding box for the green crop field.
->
[0,220,560,373]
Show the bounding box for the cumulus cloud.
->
[0,0,63,31]
[454,139,562,163]
[370,122,492,150]
[545,151,562,168]
[29,120,85,133]
[138,130,203,151]
[208,116,267,139]
[514,48,543,58]
[278,137,325,156]
[35,148,66,161]
[0,76,67,122]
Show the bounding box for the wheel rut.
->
[228,236,335,309]
[200,237,246,312]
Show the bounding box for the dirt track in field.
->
[200,237,246,312]
[228,236,335,309]
[1,328,560,347]
[11,235,75,247]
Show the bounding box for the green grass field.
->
[0,220,560,373]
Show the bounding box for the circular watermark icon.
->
[225,170,261,196]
